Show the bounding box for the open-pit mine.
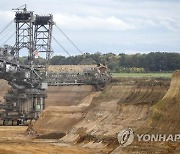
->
[0,70,179,153]
[0,4,179,154]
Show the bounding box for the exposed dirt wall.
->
[32,86,98,134]
[111,71,180,154]
[60,79,169,150]
[149,70,180,134]
[31,74,180,153]
[32,78,169,139]
[46,85,95,106]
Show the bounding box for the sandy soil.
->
[46,85,95,106]
[0,126,100,154]
[0,70,179,154]
[31,77,170,153]
[111,70,180,153]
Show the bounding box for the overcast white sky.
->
[0,0,180,56]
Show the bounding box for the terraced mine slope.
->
[148,70,180,134]
[33,86,98,134]
[112,71,180,154]
[32,75,173,153]
[1,70,178,153]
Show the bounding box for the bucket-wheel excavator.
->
[0,5,53,125]
[0,5,111,125]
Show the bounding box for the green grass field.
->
[112,73,172,78]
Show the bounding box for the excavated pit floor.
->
[0,126,100,154]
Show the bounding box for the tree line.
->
[50,52,180,72]
[19,52,180,73]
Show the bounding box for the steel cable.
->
[55,25,83,55]
[52,36,71,57]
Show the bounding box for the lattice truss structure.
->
[14,6,54,71]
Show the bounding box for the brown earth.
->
[0,126,98,154]
[33,89,100,134]
[32,76,172,153]
[46,85,95,107]
[111,70,180,154]
[0,70,179,153]
[150,70,180,133]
